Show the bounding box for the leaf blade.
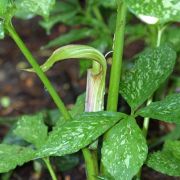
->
[137,93,180,124]
[126,0,180,24]
[119,44,176,111]
[13,113,48,148]
[43,28,96,49]
[101,116,148,180]
[0,144,35,173]
[15,0,55,18]
[36,112,126,157]
[147,140,180,176]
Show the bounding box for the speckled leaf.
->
[163,140,180,159]
[36,112,126,157]
[119,44,176,111]
[126,0,180,24]
[0,144,35,173]
[0,0,8,18]
[137,93,180,124]
[147,140,180,176]
[0,0,15,21]
[101,116,148,180]
[13,113,48,148]
[15,0,55,18]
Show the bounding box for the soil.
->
[0,18,179,180]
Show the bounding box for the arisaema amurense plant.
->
[0,0,180,179]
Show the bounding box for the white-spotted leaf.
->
[15,0,55,18]
[0,144,35,173]
[36,112,126,157]
[119,44,176,111]
[126,0,180,24]
[101,116,148,180]
[0,0,9,18]
[13,113,48,148]
[137,93,180,124]
[147,140,180,176]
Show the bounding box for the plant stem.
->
[107,1,127,111]
[43,158,57,180]
[6,23,71,120]
[92,6,104,23]
[82,148,98,180]
[101,1,127,175]
[157,26,165,47]
[142,98,152,137]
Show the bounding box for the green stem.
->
[43,158,57,180]
[101,1,127,175]
[107,1,127,111]
[156,26,165,47]
[142,98,152,137]
[82,148,98,180]
[92,6,103,22]
[6,23,71,120]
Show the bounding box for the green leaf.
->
[126,0,180,24]
[40,11,78,34]
[102,116,148,180]
[0,144,35,173]
[0,0,9,18]
[15,0,55,18]
[88,0,116,8]
[119,44,176,111]
[100,0,116,8]
[147,140,180,176]
[163,140,180,159]
[39,0,81,33]
[13,113,48,148]
[3,124,29,146]
[0,0,15,21]
[36,112,126,157]
[137,93,180,124]
[163,26,180,52]
[43,28,96,49]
